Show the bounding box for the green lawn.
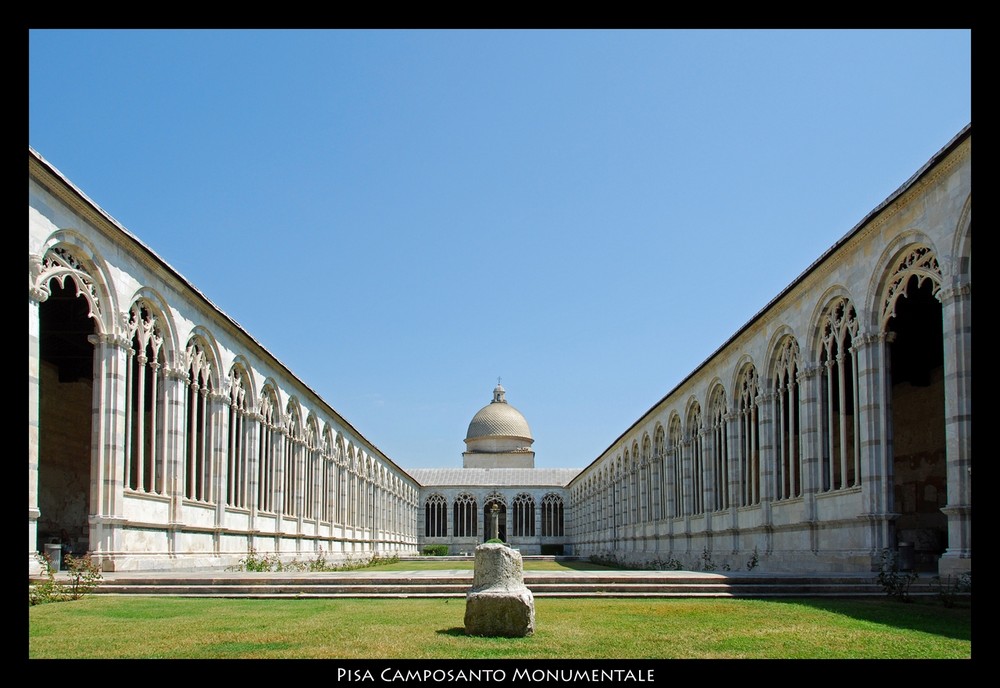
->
[29,596,970,659]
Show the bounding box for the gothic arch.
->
[32,231,117,335]
[125,288,178,359]
[868,234,942,332]
[807,286,858,356]
[186,326,224,391]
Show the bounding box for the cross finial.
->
[497,376,501,386]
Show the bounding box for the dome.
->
[465,383,533,444]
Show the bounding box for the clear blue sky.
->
[29,29,971,470]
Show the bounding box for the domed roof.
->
[465,384,533,443]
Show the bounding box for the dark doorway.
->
[37,279,95,557]
[483,498,507,542]
[888,276,947,572]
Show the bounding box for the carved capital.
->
[938,283,972,305]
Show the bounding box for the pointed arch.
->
[121,296,171,495]
[425,493,448,537]
[668,413,683,517]
[225,361,252,509]
[32,232,116,335]
[735,361,761,506]
[183,334,218,503]
[542,493,565,537]
[708,383,729,511]
[256,383,280,513]
[453,493,477,538]
[686,399,704,515]
[816,296,861,491]
[512,492,536,537]
[770,335,802,500]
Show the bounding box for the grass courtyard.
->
[29,594,970,659]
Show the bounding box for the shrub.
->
[876,548,919,602]
[421,545,449,557]
[29,552,102,606]
[932,571,972,608]
[485,538,505,544]
[746,546,760,571]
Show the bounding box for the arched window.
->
[283,403,303,517]
[542,493,564,537]
[773,337,802,500]
[687,403,704,515]
[303,419,319,520]
[512,493,535,537]
[425,494,447,537]
[709,386,729,512]
[819,298,861,491]
[453,493,477,538]
[736,364,761,506]
[226,364,251,509]
[184,339,215,503]
[668,416,683,517]
[320,431,335,523]
[256,386,279,513]
[653,425,665,520]
[123,301,166,495]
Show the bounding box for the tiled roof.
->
[408,467,580,487]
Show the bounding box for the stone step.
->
[79,574,948,599]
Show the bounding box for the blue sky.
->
[28,29,971,470]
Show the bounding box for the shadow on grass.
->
[437,627,468,637]
[764,597,971,641]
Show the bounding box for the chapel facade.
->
[411,383,575,555]
[28,125,971,576]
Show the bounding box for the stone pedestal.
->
[464,543,535,637]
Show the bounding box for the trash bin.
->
[897,542,915,571]
[44,543,62,572]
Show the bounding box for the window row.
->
[424,493,565,538]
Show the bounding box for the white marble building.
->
[29,150,420,573]
[411,384,576,555]
[567,126,972,575]
[29,124,971,575]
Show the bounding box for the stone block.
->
[464,543,535,637]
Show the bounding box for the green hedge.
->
[421,545,449,557]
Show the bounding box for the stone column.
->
[854,332,896,566]
[797,363,821,554]
[757,391,775,555]
[163,365,191,557]
[87,332,132,571]
[28,292,43,575]
[939,284,972,575]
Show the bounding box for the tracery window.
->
[819,298,861,491]
[184,339,215,503]
[124,302,166,495]
[773,337,802,500]
[709,387,729,512]
[256,386,279,513]
[736,365,761,506]
[226,365,251,509]
[320,432,335,523]
[453,493,478,538]
[668,416,683,517]
[541,493,564,537]
[512,493,536,537]
[653,425,665,520]
[303,420,319,520]
[687,404,704,515]
[283,404,304,517]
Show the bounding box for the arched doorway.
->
[483,496,507,542]
[37,279,96,561]
[887,275,946,571]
